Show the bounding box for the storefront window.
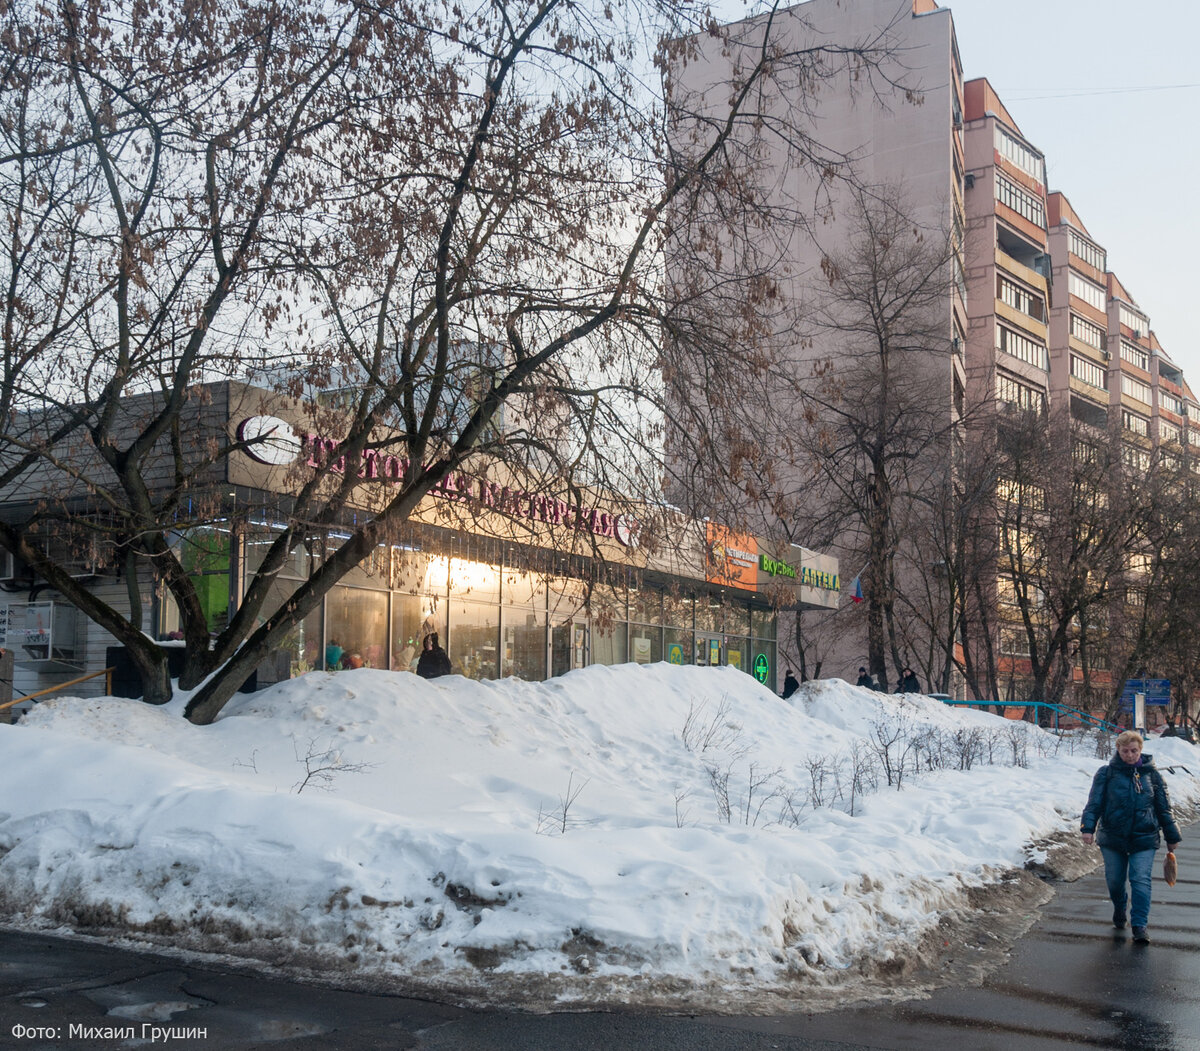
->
[630,625,662,665]
[450,599,499,679]
[449,558,501,604]
[390,593,425,671]
[326,586,388,669]
[591,622,627,666]
[727,602,752,636]
[506,607,547,679]
[695,595,725,633]
[259,578,321,679]
[724,636,749,673]
[663,590,694,632]
[629,585,662,625]
[242,528,315,580]
[751,607,777,641]
[664,627,692,666]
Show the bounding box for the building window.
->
[1159,419,1181,444]
[997,370,1046,412]
[1068,271,1106,312]
[1122,410,1149,437]
[1119,304,1148,335]
[1070,313,1105,350]
[996,324,1048,370]
[994,126,1046,185]
[997,274,1045,321]
[1121,374,1152,404]
[1068,229,1106,272]
[1120,341,1149,372]
[995,174,1046,228]
[1160,391,1183,416]
[1121,444,1150,472]
[1070,354,1105,389]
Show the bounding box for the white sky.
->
[942,0,1200,381]
[1,664,1195,1012]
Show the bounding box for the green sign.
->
[667,642,685,665]
[753,653,770,684]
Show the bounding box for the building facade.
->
[0,383,839,711]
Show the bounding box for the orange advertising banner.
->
[705,522,758,591]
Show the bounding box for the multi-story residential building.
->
[671,0,1197,716]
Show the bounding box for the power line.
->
[997,83,1200,102]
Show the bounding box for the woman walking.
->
[1080,730,1181,944]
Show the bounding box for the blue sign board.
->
[1119,679,1170,709]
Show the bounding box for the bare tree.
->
[0,0,911,722]
[783,184,958,691]
[983,409,1151,713]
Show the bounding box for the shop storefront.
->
[0,385,839,700]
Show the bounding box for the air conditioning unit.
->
[0,552,28,584]
[1131,330,1142,340]
[1101,349,1111,361]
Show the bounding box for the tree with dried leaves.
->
[0,0,909,723]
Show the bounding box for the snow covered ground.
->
[0,665,1196,1012]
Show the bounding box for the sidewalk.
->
[2,833,1197,1050]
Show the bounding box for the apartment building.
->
[672,0,1197,709]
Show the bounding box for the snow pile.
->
[0,665,1196,1010]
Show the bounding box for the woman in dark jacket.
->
[416,632,452,679]
[1080,730,1181,943]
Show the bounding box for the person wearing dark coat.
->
[416,632,452,679]
[780,670,801,699]
[896,667,921,693]
[1080,730,1182,943]
[855,667,873,688]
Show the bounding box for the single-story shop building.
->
[0,383,839,707]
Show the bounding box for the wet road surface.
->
[2,835,1197,1050]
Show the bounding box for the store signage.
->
[753,653,770,684]
[234,419,638,546]
[799,565,840,591]
[759,554,797,579]
[705,522,758,591]
[237,416,303,466]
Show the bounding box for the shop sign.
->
[234,417,638,546]
[799,565,840,591]
[752,652,770,684]
[705,522,758,591]
[759,554,797,579]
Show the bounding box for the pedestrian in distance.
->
[324,639,345,671]
[896,667,920,693]
[1080,730,1181,944]
[416,632,452,679]
[781,669,800,699]
[855,666,873,688]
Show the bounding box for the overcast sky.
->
[945,0,1200,384]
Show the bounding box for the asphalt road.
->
[2,835,1197,1050]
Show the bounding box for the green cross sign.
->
[753,653,770,684]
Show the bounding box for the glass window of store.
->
[449,557,500,679]
[157,526,232,638]
[391,549,446,672]
[750,606,778,690]
[326,586,388,669]
[588,583,628,667]
[629,583,663,665]
[724,599,752,673]
[504,569,548,680]
[662,588,694,667]
[549,577,587,677]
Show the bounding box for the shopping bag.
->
[1163,850,1178,887]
